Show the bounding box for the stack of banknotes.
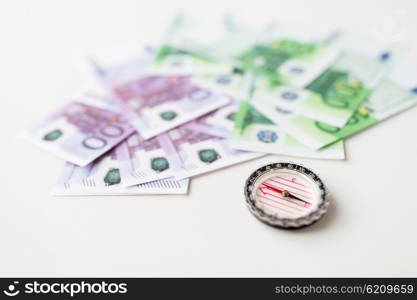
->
[21,14,417,196]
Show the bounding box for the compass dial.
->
[245,163,329,229]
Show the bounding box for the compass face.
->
[245,163,329,229]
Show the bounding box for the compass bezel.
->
[244,162,329,229]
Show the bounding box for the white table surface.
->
[1,0,417,277]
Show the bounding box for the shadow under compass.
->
[299,195,338,233]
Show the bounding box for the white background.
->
[1,0,417,277]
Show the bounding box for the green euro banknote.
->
[253,33,396,127]
[255,60,417,150]
[153,16,338,85]
[230,101,345,159]
[152,13,258,75]
[236,23,339,88]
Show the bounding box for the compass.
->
[244,162,329,229]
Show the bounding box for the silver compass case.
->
[244,162,330,229]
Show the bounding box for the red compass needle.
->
[261,183,285,194]
[261,183,310,205]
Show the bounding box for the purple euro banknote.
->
[108,75,231,139]
[21,100,135,167]
[118,132,184,187]
[51,134,189,196]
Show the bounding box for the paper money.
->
[108,75,231,139]
[164,120,263,180]
[50,128,189,195]
[117,132,185,187]
[236,23,339,88]
[21,99,134,167]
[261,60,417,150]
[183,22,339,88]
[52,161,189,196]
[153,13,257,75]
[90,45,231,139]
[73,90,184,186]
[253,33,395,127]
[230,101,345,159]
[191,72,253,100]
[191,103,239,138]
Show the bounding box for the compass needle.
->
[262,182,310,204]
[287,193,310,204]
[262,183,285,194]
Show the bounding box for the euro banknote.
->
[152,13,257,75]
[260,60,417,150]
[100,74,230,139]
[253,33,396,127]
[91,44,233,140]
[117,132,185,187]
[69,90,185,186]
[191,103,239,138]
[21,98,135,167]
[163,120,263,180]
[236,23,339,88]
[153,15,339,85]
[52,161,189,196]
[230,101,345,159]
